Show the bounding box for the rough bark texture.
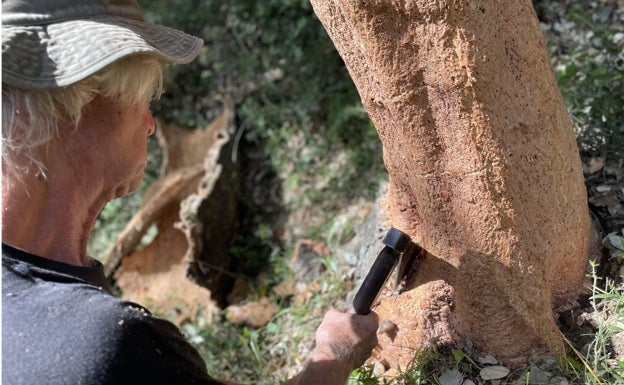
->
[310,0,592,367]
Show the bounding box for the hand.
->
[312,308,379,368]
[283,308,379,385]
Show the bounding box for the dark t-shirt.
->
[2,244,225,385]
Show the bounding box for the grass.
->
[566,261,624,385]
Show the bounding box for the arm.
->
[284,308,379,385]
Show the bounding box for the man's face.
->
[61,95,155,200]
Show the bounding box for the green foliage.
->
[555,262,624,385]
[549,3,624,162]
[572,262,624,385]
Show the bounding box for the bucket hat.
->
[2,0,204,89]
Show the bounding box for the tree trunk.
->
[310,0,592,367]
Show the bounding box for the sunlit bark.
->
[311,0,592,367]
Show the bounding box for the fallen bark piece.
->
[225,297,280,328]
[289,239,330,282]
[114,100,236,324]
[273,277,298,299]
[103,165,204,277]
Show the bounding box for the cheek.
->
[135,103,155,136]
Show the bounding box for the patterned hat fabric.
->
[2,0,204,89]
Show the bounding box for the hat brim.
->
[2,16,203,89]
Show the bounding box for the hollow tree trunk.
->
[310,0,592,367]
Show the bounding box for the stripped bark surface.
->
[310,0,592,367]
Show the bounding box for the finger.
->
[367,310,380,324]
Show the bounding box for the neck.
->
[2,171,107,267]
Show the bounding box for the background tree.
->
[309,0,593,367]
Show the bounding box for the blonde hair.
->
[2,55,164,178]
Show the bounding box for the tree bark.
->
[310,0,592,367]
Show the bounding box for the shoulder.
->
[93,298,219,384]
[4,277,220,384]
[101,299,197,358]
[2,247,225,384]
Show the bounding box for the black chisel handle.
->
[351,246,400,315]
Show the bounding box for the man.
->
[1,1,380,384]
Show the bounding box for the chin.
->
[114,174,144,198]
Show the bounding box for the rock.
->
[338,183,390,304]
[585,157,605,174]
[372,361,387,376]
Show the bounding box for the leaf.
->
[589,192,619,207]
[477,354,498,365]
[439,368,463,385]
[479,365,510,380]
[265,322,279,333]
[608,204,622,216]
[564,357,583,372]
[451,349,466,362]
[606,234,624,251]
